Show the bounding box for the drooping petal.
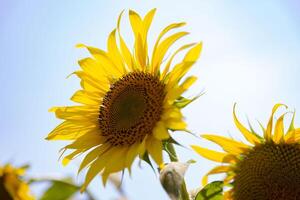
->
[201,135,249,155]
[191,145,237,163]
[202,165,231,186]
[62,149,83,166]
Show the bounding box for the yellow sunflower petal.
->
[285,130,296,144]
[78,58,109,82]
[78,144,109,173]
[65,132,103,149]
[137,136,148,157]
[294,128,300,141]
[265,103,287,141]
[161,43,196,79]
[125,142,140,172]
[224,174,234,184]
[191,145,237,163]
[201,134,249,155]
[273,113,287,143]
[129,10,147,69]
[167,42,202,86]
[224,190,233,200]
[165,118,187,130]
[161,106,183,121]
[146,136,163,165]
[71,90,102,106]
[153,121,170,140]
[107,29,126,73]
[202,165,231,186]
[165,76,197,103]
[80,151,110,192]
[142,8,156,39]
[152,31,189,73]
[117,11,134,71]
[102,147,128,174]
[233,104,261,145]
[62,149,83,166]
[76,44,123,77]
[46,121,96,140]
[101,173,110,186]
[129,10,143,40]
[73,71,109,93]
[152,22,186,59]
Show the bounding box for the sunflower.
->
[192,104,300,200]
[0,164,34,200]
[46,9,202,191]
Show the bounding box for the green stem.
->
[166,142,179,162]
[166,143,190,200]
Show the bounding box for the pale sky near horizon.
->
[1,0,300,199]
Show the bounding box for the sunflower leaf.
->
[195,181,223,200]
[30,178,95,200]
[40,180,79,200]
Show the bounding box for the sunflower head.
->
[46,9,202,191]
[192,104,300,200]
[0,164,34,200]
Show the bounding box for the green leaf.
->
[40,180,79,200]
[195,181,224,200]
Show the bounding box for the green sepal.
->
[288,110,296,132]
[141,152,156,173]
[175,92,204,109]
[246,117,263,140]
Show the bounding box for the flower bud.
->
[159,162,189,200]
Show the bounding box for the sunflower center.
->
[233,142,300,200]
[99,72,165,146]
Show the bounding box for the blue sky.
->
[1,0,300,199]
